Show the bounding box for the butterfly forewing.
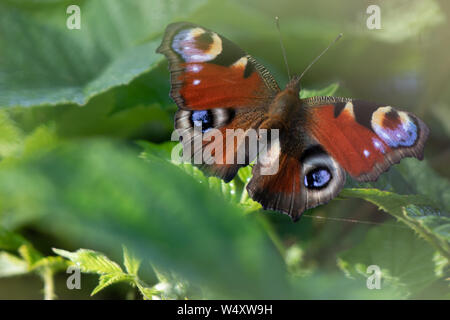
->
[156,22,280,110]
[157,22,280,182]
[304,98,429,182]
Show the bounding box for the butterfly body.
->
[260,85,299,131]
[157,22,429,221]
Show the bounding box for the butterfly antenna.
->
[296,33,343,82]
[275,16,291,80]
[302,214,409,229]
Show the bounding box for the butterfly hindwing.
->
[175,107,267,182]
[247,134,346,221]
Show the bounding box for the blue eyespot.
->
[371,110,418,148]
[304,167,332,189]
[191,110,213,132]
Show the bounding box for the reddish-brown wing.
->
[247,128,346,221]
[157,22,279,110]
[247,96,429,221]
[157,22,280,181]
[305,98,429,181]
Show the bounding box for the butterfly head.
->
[286,75,302,94]
[266,80,302,127]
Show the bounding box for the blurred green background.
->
[0,0,449,299]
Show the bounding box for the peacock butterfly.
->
[156,22,429,221]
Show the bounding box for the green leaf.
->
[136,282,157,300]
[53,248,123,275]
[237,166,252,184]
[0,225,70,301]
[0,252,28,277]
[340,188,450,261]
[289,271,403,299]
[340,189,433,216]
[0,226,29,251]
[91,273,134,296]
[433,252,448,278]
[123,246,141,276]
[395,159,450,210]
[140,141,239,203]
[18,244,43,267]
[0,110,59,166]
[30,256,71,273]
[404,205,450,241]
[54,247,149,296]
[1,140,290,298]
[8,92,174,143]
[341,158,450,261]
[338,224,439,297]
[21,125,59,159]
[0,0,208,108]
[138,141,177,161]
[0,110,23,158]
[300,83,339,98]
[403,205,450,257]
